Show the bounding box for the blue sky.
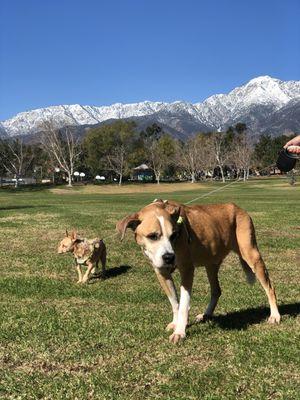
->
[0,0,299,120]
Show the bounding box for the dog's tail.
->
[239,257,256,285]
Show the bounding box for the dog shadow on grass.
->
[89,265,132,283]
[189,302,300,331]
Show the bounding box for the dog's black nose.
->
[162,253,175,265]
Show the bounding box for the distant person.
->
[284,135,300,154]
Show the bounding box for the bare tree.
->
[175,135,210,182]
[0,138,34,187]
[106,145,126,185]
[232,134,253,181]
[148,140,164,184]
[40,121,81,187]
[175,138,197,183]
[147,135,175,184]
[176,133,214,183]
[208,132,230,183]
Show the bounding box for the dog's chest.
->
[73,239,102,265]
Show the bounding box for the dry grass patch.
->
[50,182,207,195]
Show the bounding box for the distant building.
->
[0,177,36,186]
[132,164,153,181]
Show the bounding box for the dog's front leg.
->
[169,265,194,344]
[154,268,179,332]
[76,264,83,283]
[81,262,94,284]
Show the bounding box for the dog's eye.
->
[147,233,159,241]
[170,231,179,241]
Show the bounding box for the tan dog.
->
[117,199,280,344]
[58,230,107,283]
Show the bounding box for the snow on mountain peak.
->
[247,75,275,84]
[1,76,300,137]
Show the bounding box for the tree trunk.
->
[118,173,123,186]
[243,168,247,181]
[191,171,195,183]
[67,171,72,187]
[156,172,160,184]
[219,166,225,183]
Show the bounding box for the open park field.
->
[0,178,299,399]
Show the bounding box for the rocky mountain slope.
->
[1,76,300,139]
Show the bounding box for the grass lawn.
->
[0,178,299,399]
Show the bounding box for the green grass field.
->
[0,178,299,400]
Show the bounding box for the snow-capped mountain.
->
[1,76,300,138]
[195,76,300,129]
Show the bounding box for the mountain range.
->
[1,76,300,140]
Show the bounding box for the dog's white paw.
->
[165,322,176,332]
[76,280,82,284]
[195,313,211,323]
[268,314,281,324]
[195,313,205,322]
[169,332,186,344]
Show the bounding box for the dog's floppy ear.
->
[153,198,164,203]
[164,201,181,222]
[70,230,77,241]
[116,213,141,241]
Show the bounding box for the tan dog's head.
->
[116,200,183,269]
[57,230,77,254]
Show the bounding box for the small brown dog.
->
[58,230,107,283]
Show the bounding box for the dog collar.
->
[176,215,191,243]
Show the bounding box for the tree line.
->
[0,120,291,187]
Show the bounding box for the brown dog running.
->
[116,199,280,344]
[58,230,107,283]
